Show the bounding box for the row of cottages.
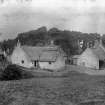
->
[10,41,66,70]
[72,39,105,70]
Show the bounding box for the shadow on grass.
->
[0,64,93,81]
[0,64,34,81]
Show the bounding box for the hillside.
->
[0,26,101,56]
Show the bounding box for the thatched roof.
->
[22,45,60,61]
[91,45,105,60]
[39,50,58,62]
[72,55,80,59]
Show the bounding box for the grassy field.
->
[0,68,105,105]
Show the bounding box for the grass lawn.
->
[0,70,105,105]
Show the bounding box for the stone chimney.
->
[50,40,55,46]
[80,40,83,48]
[77,39,84,48]
[51,40,54,45]
[16,39,21,47]
[77,40,83,54]
[3,50,7,57]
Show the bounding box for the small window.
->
[49,61,52,64]
[82,62,85,66]
[21,60,24,64]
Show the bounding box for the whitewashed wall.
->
[77,48,99,69]
[11,46,34,68]
[39,56,65,70]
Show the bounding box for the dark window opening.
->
[34,61,37,67]
[82,62,85,66]
[99,60,105,69]
[49,61,52,64]
[0,54,5,61]
[21,60,24,64]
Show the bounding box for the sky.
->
[0,0,105,41]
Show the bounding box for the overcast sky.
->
[0,0,105,41]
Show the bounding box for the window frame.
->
[21,60,24,64]
[49,61,52,64]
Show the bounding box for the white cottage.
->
[11,41,66,70]
[39,49,66,70]
[77,40,105,70]
[72,55,80,65]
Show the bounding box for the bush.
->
[0,64,22,80]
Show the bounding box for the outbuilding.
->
[77,40,105,70]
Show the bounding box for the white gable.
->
[11,46,33,68]
[77,48,99,69]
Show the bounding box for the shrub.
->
[0,64,22,80]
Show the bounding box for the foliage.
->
[1,64,22,80]
[102,34,105,46]
[0,64,33,80]
[0,26,101,56]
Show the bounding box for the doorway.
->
[99,60,105,69]
[34,61,37,67]
[34,60,39,68]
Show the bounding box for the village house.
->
[10,40,66,70]
[77,39,105,70]
[71,40,83,65]
[71,55,80,65]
